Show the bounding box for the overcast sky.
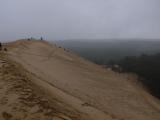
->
[0,0,160,41]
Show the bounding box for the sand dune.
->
[0,39,159,120]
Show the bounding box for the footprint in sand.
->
[0,97,8,105]
[2,112,12,120]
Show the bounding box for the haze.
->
[1,0,160,41]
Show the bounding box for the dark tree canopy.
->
[114,53,160,98]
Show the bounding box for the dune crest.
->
[0,39,159,120]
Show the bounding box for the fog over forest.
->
[55,40,160,63]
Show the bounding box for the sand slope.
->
[0,55,95,120]
[0,39,159,120]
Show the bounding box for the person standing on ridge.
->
[0,42,2,51]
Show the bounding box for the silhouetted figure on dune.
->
[40,37,43,40]
[0,42,2,51]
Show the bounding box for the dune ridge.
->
[0,39,159,120]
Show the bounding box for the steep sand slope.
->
[4,39,160,120]
[0,55,88,120]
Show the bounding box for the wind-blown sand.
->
[0,39,159,120]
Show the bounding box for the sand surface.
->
[0,39,159,120]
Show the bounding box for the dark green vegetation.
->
[54,40,160,98]
[54,40,160,64]
[115,54,160,98]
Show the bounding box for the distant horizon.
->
[2,37,160,43]
[57,38,160,41]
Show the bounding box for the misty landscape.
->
[55,39,160,98]
[55,40,160,63]
[0,0,160,120]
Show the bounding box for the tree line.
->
[107,53,160,98]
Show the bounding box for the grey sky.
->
[0,0,160,41]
